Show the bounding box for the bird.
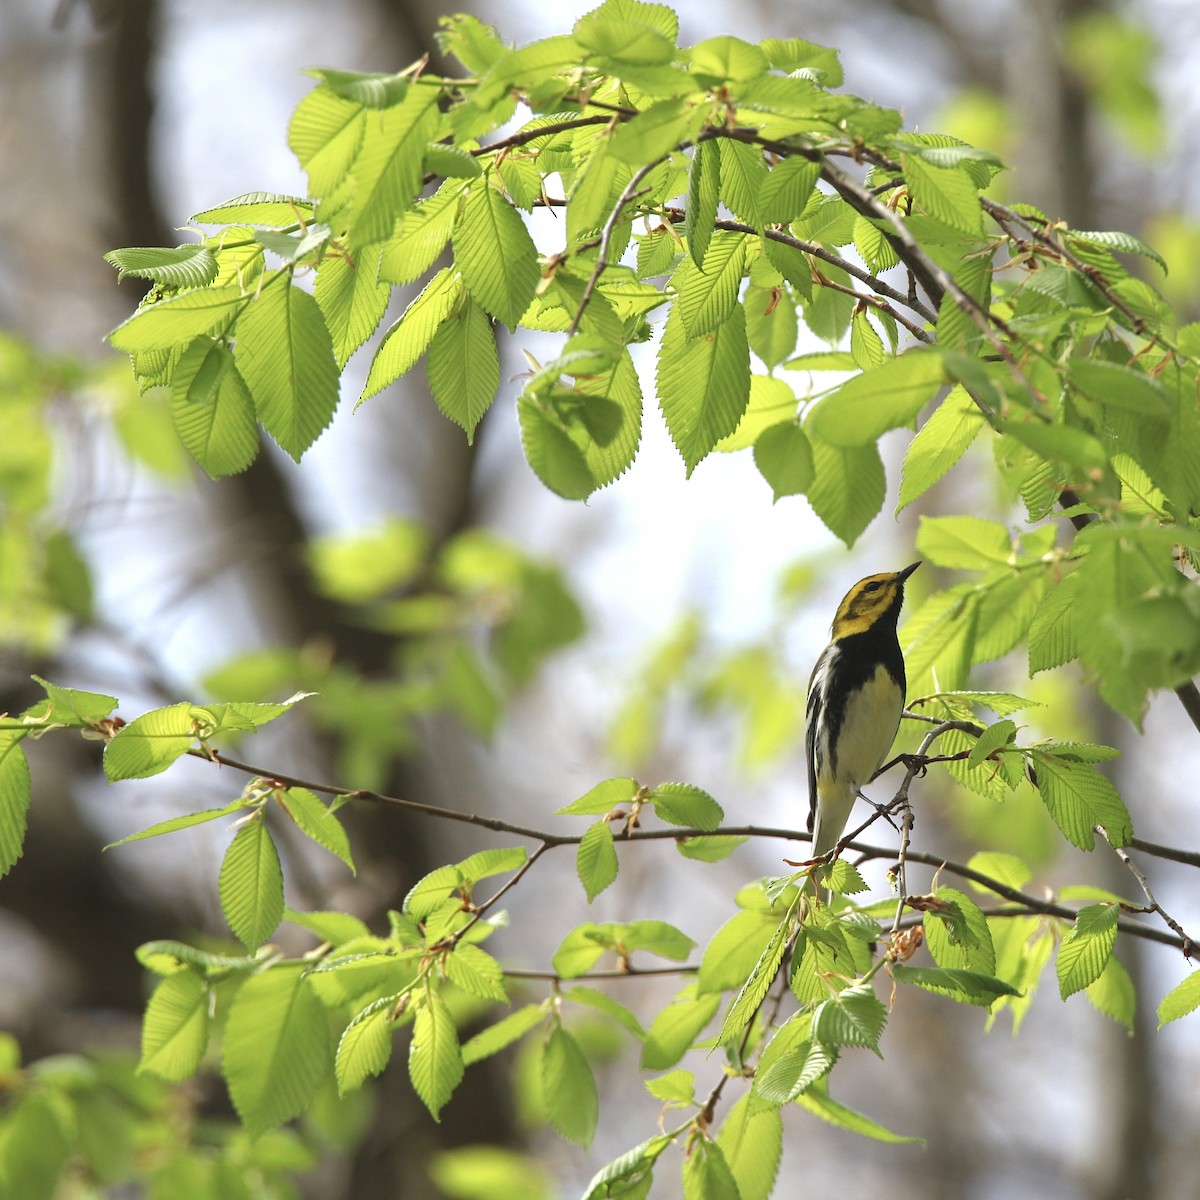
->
[805,562,920,877]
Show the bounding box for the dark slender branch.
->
[190,749,1191,954]
[660,205,938,325]
[850,843,1188,954]
[1101,829,1196,957]
[1130,835,1200,869]
[469,114,614,157]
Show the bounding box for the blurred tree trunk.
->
[82,1,520,1196]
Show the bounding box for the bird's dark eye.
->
[864,581,882,592]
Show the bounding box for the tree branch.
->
[189,745,1192,954]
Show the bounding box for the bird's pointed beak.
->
[896,561,921,583]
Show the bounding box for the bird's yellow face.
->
[830,562,920,638]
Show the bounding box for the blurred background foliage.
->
[1,0,1199,1197]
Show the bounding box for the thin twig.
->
[567,159,662,336]
[1100,828,1196,958]
[1130,836,1200,869]
[189,748,1191,953]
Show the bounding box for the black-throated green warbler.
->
[806,562,920,863]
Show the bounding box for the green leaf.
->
[717,909,792,1045]
[1028,571,1081,674]
[104,796,249,850]
[752,1016,834,1106]
[824,859,868,895]
[698,909,779,995]
[335,996,397,1094]
[745,283,799,369]
[306,66,413,108]
[0,736,31,878]
[810,984,888,1052]
[681,1136,741,1200]
[234,280,340,461]
[543,1026,598,1148]
[891,965,1020,1007]
[924,887,996,974]
[760,36,842,84]
[577,820,620,902]
[378,179,467,286]
[1086,954,1135,1029]
[581,1134,674,1200]
[0,1089,72,1199]
[315,244,390,368]
[575,11,676,66]
[138,969,209,1081]
[967,719,1017,768]
[1068,228,1167,274]
[758,156,820,225]
[900,153,982,235]
[29,677,118,726]
[409,988,465,1120]
[171,349,259,479]
[609,97,703,166]
[219,817,284,951]
[806,350,944,446]
[645,1068,694,1103]
[805,436,885,547]
[716,375,798,452]
[103,702,196,781]
[192,192,315,227]
[426,296,499,443]
[1066,358,1169,417]
[686,139,720,268]
[676,835,748,863]
[308,517,429,604]
[796,1088,922,1144]
[223,964,331,1137]
[657,302,751,477]
[105,244,218,289]
[672,232,747,338]
[462,1002,547,1066]
[640,984,721,1069]
[1030,751,1131,850]
[917,514,1011,570]
[717,1093,782,1200]
[135,939,261,977]
[288,85,365,197]
[717,138,767,226]
[558,777,640,816]
[109,285,244,353]
[277,787,355,873]
[348,88,440,244]
[1157,971,1200,1027]
[897,385,986,511]
[361,268,462,403]
[284,908,371,947]
[646,781,723,831]
[404,846,528,919]
[565,985,646,1039]
[454,180,541,330]
[518,394,598,500]
[753,421,814,501]
[1057,904,1119,999]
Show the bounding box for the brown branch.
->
[660,205,938,325]
[191,747,1191,954]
